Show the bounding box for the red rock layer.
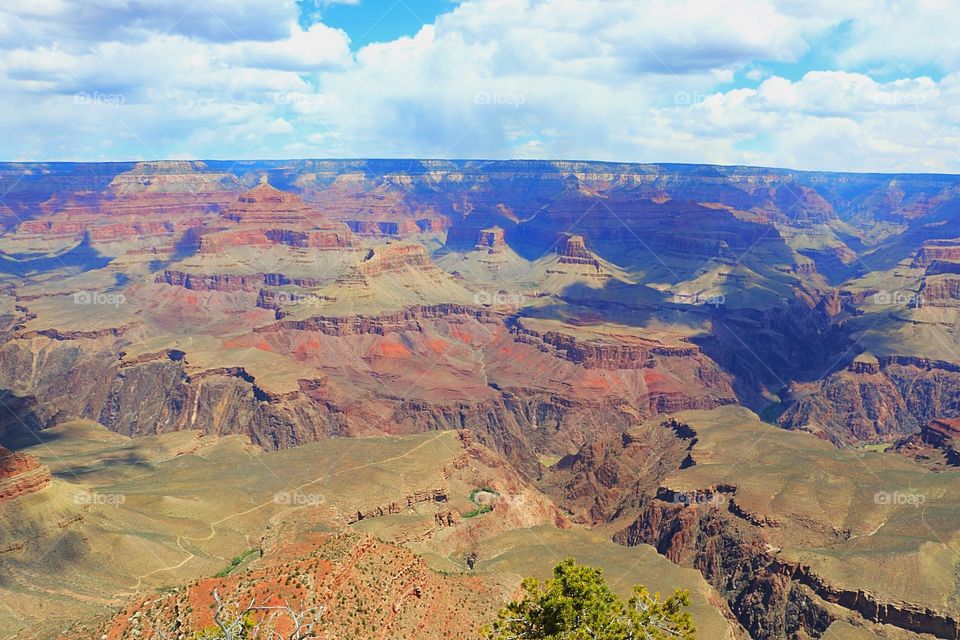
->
[513,321,698,370]
[222,177,317,225]
[918,275,960,306]
[922,418,960,452]
[912,239,960,268]
[0,446,51,503]
[357,244,433,276]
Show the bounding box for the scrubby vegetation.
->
[486,558,695,639]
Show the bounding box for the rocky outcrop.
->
[357,243,433,276]
[88,532,503,640]
[198,228,273,253]
[847,353,880,375]
[347,488,448,524]
[556,234,601,270]
[513,320,699,370]
[475,227,506,253]
[263,227,352,249]
[789,563,960,639]
[221,176,317,225]
[617,489,960,639]
[918,275,960,306]
[912,239,960,268]
[779,355,960,445]
[541,418,697,523]
[198,227,353,253]
[258,304,496,336]
[157,270,324,292]
[899,418,960,464]
[615,495,835,639]
[344,219,421,237]
[0,446,51,503]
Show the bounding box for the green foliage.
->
[485,558,695,640]
[214,548,259,578]
[462,505,493,518]
[464,488,499,518]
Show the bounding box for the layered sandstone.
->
[222,176,316,225]
[557,234,601,270]
[0,446,51,503]
[918,275,960,307]
[357,243,434,276]
[345,219,420,237]
[900,418,960,464]
[158,270,324,292]
[912,239,960,268]
[780,355,960,444]
[258,303,496,335]
[513,320,699,370]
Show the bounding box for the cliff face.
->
[0,446,51,503]
[513,320,701,369]
[615,496,835,640]
[158,270,324,292]
[357,243,434,276]
[779,357,960,444]
[556,234,601,269]
[221,176,317,225]
[912,240,960,268]
[918,275,960,306]
[259,304,496,335]
[897,417,960,465]
[540,418,696,523]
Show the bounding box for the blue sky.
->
[299,0,457,47]
[1,0,958,172]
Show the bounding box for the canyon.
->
[0,159,958,639]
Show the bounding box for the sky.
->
[1,0,958,172]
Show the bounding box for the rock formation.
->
[475,227,506,253]
[556,234,601,270]
[0,446,51,503]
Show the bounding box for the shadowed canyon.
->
[0,160,958,640]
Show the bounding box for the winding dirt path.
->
[124,431,451,591]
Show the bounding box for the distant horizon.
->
[3,156,960,179]
[3,1,958,172]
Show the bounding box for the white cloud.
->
[0,0,958,171]
[661,71,960,171]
